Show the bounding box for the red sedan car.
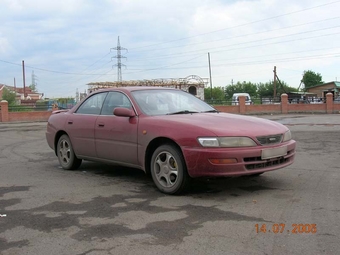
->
[46,87,296,194]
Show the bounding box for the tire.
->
[57,134,82,170]
[150,144,190,195]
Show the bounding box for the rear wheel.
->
[57,134,82,170]
[150,144,190,195]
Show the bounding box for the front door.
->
[94,92,139,166]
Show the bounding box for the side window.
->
[101,92,132,115]
[76,92,107,115]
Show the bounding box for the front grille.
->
[256,134,283,145]
[245,157,289,170]
[244,149,293,170]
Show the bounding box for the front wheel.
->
[150,144,190,195]
[57,134,82,170]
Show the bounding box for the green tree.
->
[1,87,16,105]
[302,70,323,90]
[257,82,274,97]
[224,81,257,99]
[204,87,226,100]
[257,80,298,97]
[29,84,37,92]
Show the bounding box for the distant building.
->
[87,75,208,100]
[0,84,44,105]
[306,81,340,98]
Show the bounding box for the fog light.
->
[209,158,237,164]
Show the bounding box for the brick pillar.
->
[0,100,9,122]
[238,95,246,114]
[326,93,333,114]
[281,93,288,114]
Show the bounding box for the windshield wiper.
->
[201,110,219,113]
[167,110,199,115]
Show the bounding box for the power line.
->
[129,27,340,61]
[2,2,340,95]
[2,29,338,79]
[130,16,340,54]
[129,1,340,50]
[1,16,339,77]
[123,51,340,74]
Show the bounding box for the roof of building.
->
[87,76,208,90]
[307,81,340,89]
[287,92,317,95]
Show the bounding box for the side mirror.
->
[113,107,135,117]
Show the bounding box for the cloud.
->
[0,0,339,97]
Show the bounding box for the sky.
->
[1,0,340,98]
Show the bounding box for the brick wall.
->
[8,111,53,122]
[214,93,340,115]
[0,100,58,123]
[0,100,9,122]
[1,94,340,123]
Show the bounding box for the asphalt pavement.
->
[0,114,339,255]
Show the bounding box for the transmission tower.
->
[75,88,79,103]
[31,70,38,91]
[111,36,127,82]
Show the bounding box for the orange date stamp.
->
[255,224,317,234]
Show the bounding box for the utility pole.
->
[299,71,305,91]
[273,66,287,97]
[111,36,128,82]
[273,66,277,98]
[22,60,26,99]
[208,52,213,99]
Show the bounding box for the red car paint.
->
[46,87,296,180]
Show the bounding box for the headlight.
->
[198,137,256,147]
[198,138,219,147]
[283,130,292,142]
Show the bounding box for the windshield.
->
[131,89,215,115]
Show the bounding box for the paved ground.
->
[0,114,339,255]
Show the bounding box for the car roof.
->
[233,93,250,96]
[92,86,177,94]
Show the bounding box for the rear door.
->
[66,92,107,158]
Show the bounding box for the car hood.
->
[153,112,288,137]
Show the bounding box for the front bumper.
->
[182,140,296,178]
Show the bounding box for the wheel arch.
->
[54,130,68,156]
[144,137,184,175]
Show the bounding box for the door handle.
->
[98,123,105,127]
[68,120,73,124]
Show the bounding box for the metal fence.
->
[288,97,326,104]
[205,97,282,105]
[8,105,50,112]
[205,96,334,105]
